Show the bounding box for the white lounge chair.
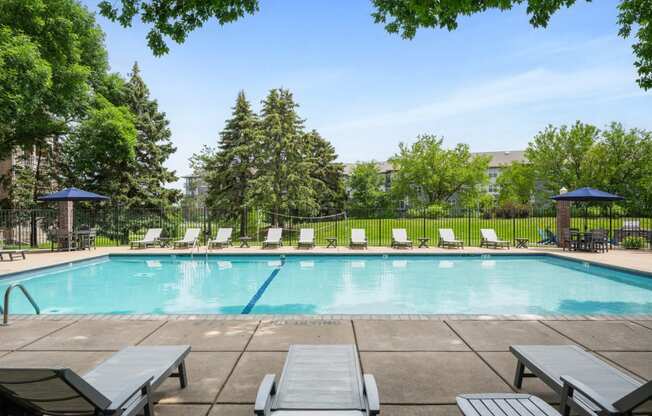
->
[438,228,463,249]
[350,228,368,249]
[173,228,200,249]
[391,228,412,248]
[130,228,163,249]
[208,228,233,249]
[298,228,315,249]
[263,228,283,248]
[480,228,510,249]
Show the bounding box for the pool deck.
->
[1,316,650,416]
[0,247,651,415]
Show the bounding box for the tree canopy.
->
[347,162,387,216]
[99,0,651,89]
[389,135,490,206]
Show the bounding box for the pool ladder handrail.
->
[1,283,40,325]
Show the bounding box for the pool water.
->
[1,255,651,315]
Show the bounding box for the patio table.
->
[326,237,337,248]
[515,237,529,248]
[239,236,252,248]
[418,237,430,248]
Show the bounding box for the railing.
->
[1,283,40,325]
[1,206,650,249]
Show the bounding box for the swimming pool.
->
[1,254,651,315]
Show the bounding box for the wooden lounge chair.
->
[255,345,379,416]
[263,228,283,248]
[350,228,368,249]
[511,345,652,416]
[458,394,561,416]
[130,228,163,249]
[208,228,233,249]
[391,228,412,248]
[480,229,510,249]
[173,228,200,249]
[438,228,463,248]
[0,345,190,416]
[297,228,315,249]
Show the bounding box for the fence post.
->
[512,209,516,245]
[608,205,612,250]
[467,208,471,246]
[422,208,426,238]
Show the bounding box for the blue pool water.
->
[1,255,651,315]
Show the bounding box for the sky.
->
[81,0,651,189]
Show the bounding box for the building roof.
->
[342,150,526,175]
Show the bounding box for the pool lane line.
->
[241,257,285,314]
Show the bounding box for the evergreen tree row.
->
[192,89,345,228]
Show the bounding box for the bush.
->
[406,204,449,218]
[494,202,531,218]
[622,236,646,249]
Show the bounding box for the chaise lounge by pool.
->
[1,254,651,316]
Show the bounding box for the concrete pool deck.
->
[0,317,650,416]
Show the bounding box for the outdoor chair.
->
[0,345,190,416]
[262,228,283,248]
[350,228,368,249]
[130,228,163,249]
[0,249,26,261]
[173,228,201,249]
[560,228,578,252]
[438,228,463,249]
[297,228,315,249]
[590,229,608,253]
[511,345,652,416]
[480,228,510,249]
[208,228,233,249]
[537,228,557,245]
[255,345,379,416]
[391,228,412,248]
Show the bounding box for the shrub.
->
[494,202,531,218]
[622,236,646,249]
[406,204,449,218]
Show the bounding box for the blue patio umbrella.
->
[37,187,109,202]
[551,187,624,232]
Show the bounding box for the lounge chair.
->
[350,228,368,249]
[0,250,26,261]
[130,228,163,249]
[173,228,201,249]
[0,345,190,416]
[262,228,283,248]
[391,228,412,248]
[438,228,463,248]
[511,345,652,416]
[255,345,379,416]
[480,228,510,249]
[297,228,315,249]
[208,228,233,249]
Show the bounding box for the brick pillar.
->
[556,201,571,247]
[58,201,73,233]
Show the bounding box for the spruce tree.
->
[194,91,259,234]
[303,130,345,214]
[123,62,179,208]
[248,89,319,223]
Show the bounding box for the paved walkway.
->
[0,318,650,416]
[2,245,652,276]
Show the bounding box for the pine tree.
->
[193,91,259,234]
[303,130,345,214]
[248,89,319,223]
[123,62,179,208]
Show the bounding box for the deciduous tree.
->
[347,162,387,216]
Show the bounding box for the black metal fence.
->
[0,206,650,249]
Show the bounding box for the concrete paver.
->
[598,352,652,380]
[217,352,286,403]
[156,352,240,404]
[0,351,111,374]
[478,352,558,403]
[0,320,73,350]
[208,405,252,416]
[155,405,210,416]
[360,352,511,404]
[544,321,652,351]
[384,405,462,416]
[141,320,258,351]
[24,319,163,351]
[354,320,469,351]
[247,320,355,351]
[447,321,575,351]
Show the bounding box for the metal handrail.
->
[2,283,40,325]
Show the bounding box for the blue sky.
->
[82,0,651,189]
